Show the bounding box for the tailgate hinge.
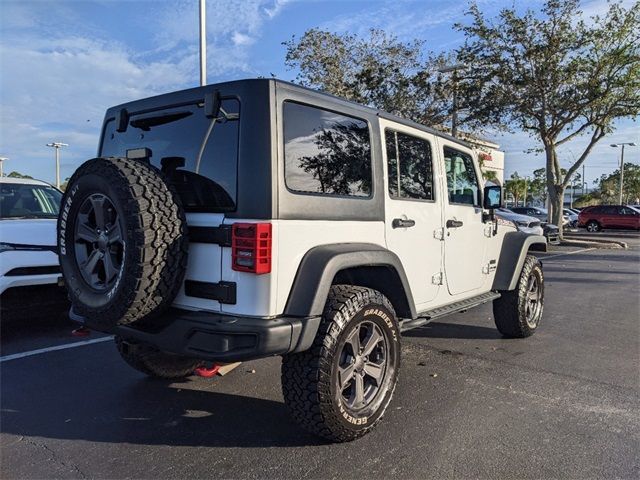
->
[188,225,233,247]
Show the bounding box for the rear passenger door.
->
[380,119,442,307]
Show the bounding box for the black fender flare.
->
[284,243,417,319]
[492,232,546,291]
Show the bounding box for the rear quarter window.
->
[283,101,372,198]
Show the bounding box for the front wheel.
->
[281,285,400,442]
[493,255,544,338]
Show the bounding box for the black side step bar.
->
[400,291,501,332]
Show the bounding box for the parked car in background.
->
[543,223,561,245]
[563,208,579,227]
[0,177,67,320]
[511,206,570,227]
[496,208,543,235]
[578,205,640,232]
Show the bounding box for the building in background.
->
[460,135,505,185]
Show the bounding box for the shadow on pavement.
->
[0,370,326,449]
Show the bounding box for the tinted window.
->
[101,99,239,212]
[444,147,479,206]
[385,130,434,200]
[619,207,636,215]
[602,206,617,215]
[0,183,62,218]
[283,101,371,197]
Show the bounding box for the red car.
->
[578,205,640,232]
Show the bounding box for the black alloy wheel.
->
[74,193,124,291]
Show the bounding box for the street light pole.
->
[46,142,68,189]
[0,157,8,177]
[199,0,207,86]
[438,64,466,138]
[611,142,636,204]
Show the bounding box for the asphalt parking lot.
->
[2,235,639,479]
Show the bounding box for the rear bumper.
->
[75,307,321,362]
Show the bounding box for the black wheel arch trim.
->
[492,232,546,291]
[283,243,417,319]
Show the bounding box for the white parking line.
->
[537,247,597,260]
[0,336,114,363]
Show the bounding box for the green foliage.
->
[283,28,458,130]
[504,172,527,205]
[6,171,33,179]
[596,162,640,204]
[456,0,640,227]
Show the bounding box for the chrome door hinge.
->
[433,228,445,241]
[484,224,494,238]
[432,272,444,285]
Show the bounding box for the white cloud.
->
[0,0,290,182]
[232,32,255,47]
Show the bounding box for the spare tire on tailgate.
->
[58,157,187,330]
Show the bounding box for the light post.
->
[438,64,466,138]
[46,142,68,189]
[0,157,8,177]
[610,143,636,204]
[199,0,207,86]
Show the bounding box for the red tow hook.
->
[71,326,91,337]
[194,364,221,378]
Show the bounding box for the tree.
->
[7,171,33,179]
[457,0,640,235]
[283,28,457,130]
[596,162,640,204]
[529,167,581,203]
[505,172,527,206]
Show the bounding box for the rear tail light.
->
[231,223,272,274]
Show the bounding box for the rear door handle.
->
[392,218,416,229]
[446,219,464,228]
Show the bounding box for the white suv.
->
[59,79,546,442]
[1,177,66,320]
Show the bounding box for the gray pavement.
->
[1,239,639,479]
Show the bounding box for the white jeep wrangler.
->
[58,79,546,442]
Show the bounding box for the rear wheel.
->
[281,285,400,442]
[493,255,544,338]
[586,220,601,232]
[115,337,203,379]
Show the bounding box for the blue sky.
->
[0,0,637,186]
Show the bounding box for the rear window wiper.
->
[130,111,193,131]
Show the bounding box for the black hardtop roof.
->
[105,78,472,149]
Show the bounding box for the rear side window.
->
[444,147,479,206]
[385,129,434,200]
[283,101,372,197]
[100,99,240,213]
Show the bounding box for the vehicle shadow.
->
[0,371,326,448]
[404,321,502,340]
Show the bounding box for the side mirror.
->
[483,185,502,210]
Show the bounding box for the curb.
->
[560,238,627,249]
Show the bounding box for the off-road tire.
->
[115,337,203,379]
[586,220,601,232]
[58,157,187,330]
[281,285,400,442]
[493,254,544,338]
